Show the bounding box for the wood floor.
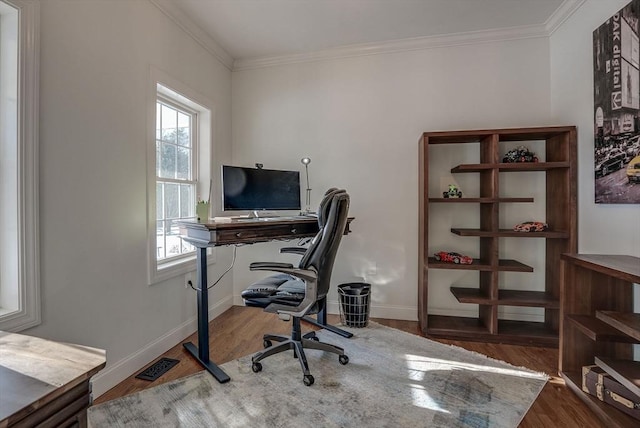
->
[95,306,601,427]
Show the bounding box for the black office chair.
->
[241,189,350,386]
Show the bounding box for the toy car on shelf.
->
[502,146,539,163]
[513,221,549,232]
[434,251,473,264]
[443,184,462,198]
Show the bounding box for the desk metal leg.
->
[302,297,353,338]
[183,247,230,383]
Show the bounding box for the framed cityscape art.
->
[593,0,640,203]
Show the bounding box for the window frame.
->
[155,95,198,264]
[0,0,40,332]
[147,67,215,285]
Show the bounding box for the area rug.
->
[88,322,547,427]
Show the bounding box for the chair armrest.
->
[250,261,294,270]
[266,275,317,317]
[280,247,307,256]
[250,262,317,283]
[250,263,319,317]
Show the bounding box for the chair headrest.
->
[318,188,345,226]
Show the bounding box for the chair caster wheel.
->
[263,339,272,348]
[339,355,349,365]
[252,362,262,373]
[303,374,314,386]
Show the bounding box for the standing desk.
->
[178,216,354,383]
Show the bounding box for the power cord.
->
[188,245,238,291]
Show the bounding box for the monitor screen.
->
[221,165,301,212]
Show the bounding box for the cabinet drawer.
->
[215,223,318,244]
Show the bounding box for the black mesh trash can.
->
[338,283,371,328]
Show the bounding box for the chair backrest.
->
[298,188,342,268]
[316,187,339,228]
[298,189,350,300]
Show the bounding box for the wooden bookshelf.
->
[418,126,577,346]
[451,228,570,239]
[560,253,640,427]
[450,287,559,308]
[427,197,534,203]
[596,311,640,342]
[566,315,640,343]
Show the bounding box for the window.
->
[156,98,197,261]
[0,0,39,331]
[148,69,214,284]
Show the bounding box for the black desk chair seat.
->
[241,189,350,386]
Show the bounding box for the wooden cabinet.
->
[418,126,577,347]
[0,331,106,427]
[559,253,640,427]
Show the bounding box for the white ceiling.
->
[160,0,569,63]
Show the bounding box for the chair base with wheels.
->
[250,316,349,386]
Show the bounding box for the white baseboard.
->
[91,295,233,399]
[325,301,418,321]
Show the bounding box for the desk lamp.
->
[301,157,312,214]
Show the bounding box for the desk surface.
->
[0,331,106,426]
[178,216,353,246]
[188,215,318,227]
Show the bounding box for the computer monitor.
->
[221,165,301,214]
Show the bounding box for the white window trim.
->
[156,95,198,264]
[0,0,40,331]
[147,67,215,285]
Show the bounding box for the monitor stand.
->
[249,210,276,219]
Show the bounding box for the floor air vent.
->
[135,357,180,381]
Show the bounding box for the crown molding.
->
[545,0,585,35]
[233,24,549,71]
[149,0,234,70]
[233,0,586,71]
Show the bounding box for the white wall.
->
[28,0,233,396]
[231,37,555,321]
[550,0,640,257]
